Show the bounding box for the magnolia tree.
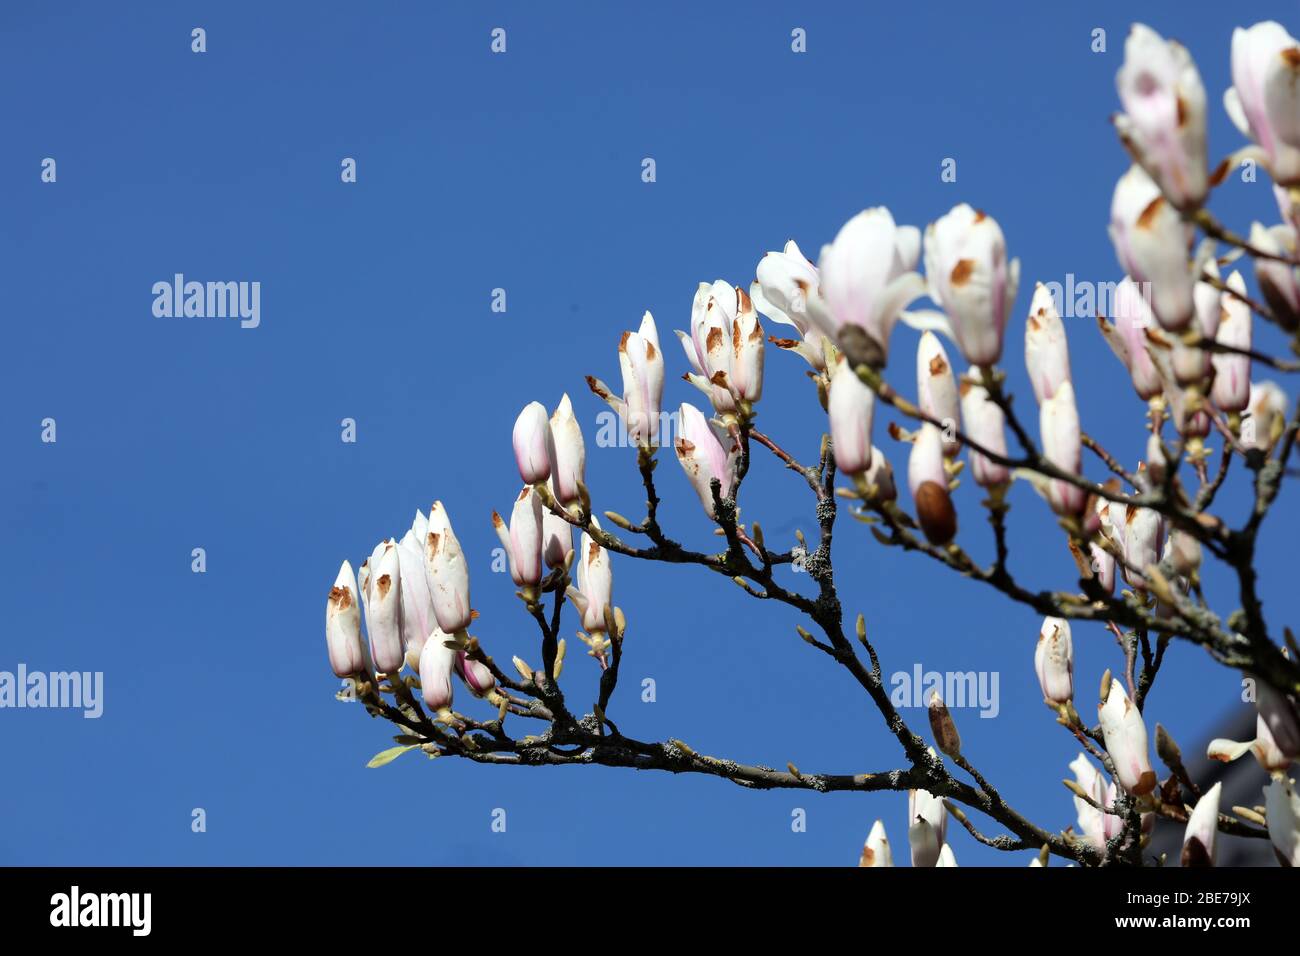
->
[324,21,1300,867]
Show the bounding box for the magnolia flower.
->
[568,518,613,635]
[1264,777,1300,866]
[1224,21,1300,186]
[827,356,875,476]
[1040,381,1086,515]
[1166,528,1202,579]
[1257,679,1300,759]
[619,311,666,445]
[813,207,925,363]
[1122,505,1162,590]
[935,844,958,867]
[1210,708,1298,773]
[1035,617,1073,705]
[1278,183,1300,233]
[364,541,405,674]
[1145,326,1211,439]
[512,401,553,484]
[858,820,893,867]
[959,374,1010,487]
[423,501,472,634]
[1024,283,1072,403]
[326,560,366,677]
[860,444,898,502]
[917,332,960,455]
[677,284,763,414]
[1098,276,1164,400]
[1173,259,1222,386]
[1181,781,1222,866]
[1109,164,1195,331]
[1114,24,1208,210]
[455,650,496,698]
[492,485,544,589]
[1099,681,1158,796]
[547,394,586,506]
[921,204,1020,367]
[418,628,456,711]
[1091,498,1122,594]
[673,402,739,518]
[908,788,947,868]
[751,240,828,371]
[1070,753,1112,849]
[396,523,436,665]
[1243,380,1288,451]
[541,507,573,570]
[908,422,956,545]
[1211,270,1252,413]
[1250,222,1300,330]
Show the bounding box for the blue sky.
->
[1,1,1296,865]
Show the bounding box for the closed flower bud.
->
[730,287,765,402]
[1099,681,1158,796]
[935,844,958,867]
[1122,505,1161,590]
[917,332,960,455]
[860,444,898,501]
[1114,24,1209,210]
[814,207,925,364]
[423,501,473,634]
[541,506,573,570]
[1243,380,1288,451]
[859,819,893,867]
[1251,222,1300,330]
[418,628,456,711]
[928,691,962,757]
[455,650,496,698]
[827,357,875,476]
[922,204,1020,367]
[1040,381,1086,515]
[512,401,553,484]
[1264,776,1300,866]
[959,374,1010,487]
[492,485,544,588]
[1090,538,1116,594]
[908,788,947,867]
[678,283,742,415]
[1098,277,1164,400]
[396,529,436,664]
[547,394,587,506]
[1024,283,1072,403]
[1167,528,1201,578]
[1225,21,1300,186]
[1070,752,1111,849]
[567,518,614,635]
[366,541,405,674]
[908,423,957,544]
[674,402,739,518]
[1181,781,1221,866]
[1211,271,1252,413]
[752,240,828,371]
[1035,617,1074,705]
[326,560,366,677]
[620,312,666,444]
[1109,164,1195,330]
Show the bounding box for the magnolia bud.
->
[1098,277,1164,400]
[1181,781,1221,867]
[620,312,666,444]
[326,560,366,677]
[541,507,573,570]
[455,650,496,698]
[1243,381,1288,452]
[512,401,553,484]
[958,374,1010,487]
[366,541,405,674]
[907,788,947,867]
[752,240,828,371]
[1257,679,1300,760]
[1108,164,1195,330]
[674,402,738,518]
[1250,223,1300,331]
[547,394,587,506]
[860,445,897,501]
[1069,752,1110,850]
[827,357,875,476]
[1211,271,1252,413]
[928,691,962,757]
[1225,21,1300,186]
[568,518,613,634]
[935,844,959,867]
[1035,617,1074,705]
[1024,283,1072,403]
[917,332,959,455]
[1167,528,1202,578]
[423,501,473,634]
[731,287,765,402]
[492,485,544,589]
[1099,681,1158,796]
[1122,506,1161,590]
[1040,381,1086,514]
[418,628,456,711]
[908,423,956,544]
[395,532,435,664]
[1264,776,1300,866]
[859,820,893,867]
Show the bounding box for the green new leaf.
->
[366,745,416,768]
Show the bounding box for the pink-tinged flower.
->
[908,422,956,544]
[731,289,765,403]
[455,650,496,698]
[1091,498,1121,593]
[827,357,875,476]
[1024,283,1072,403]
[541,507,573,570]
[423,501,473,634]
[492,485,544,588]
[1173,259,1222,386]
[1143,327,1210,439]
[1035,617,1073,705]
[512,401,553,484]
[1251,222,1300,330]
[859,820,893,867]
[1070,753,1111,849]
[813,207,925,363]
[1040,381,1086,515]
[959,374,1010,487]
[619,311,666,444]
[1211,270,1252,413]
[326,560,366,677]
[1264,777,1300,866]
[1114,24,1209,210]
[1224,21,1300,185]
[396,525,436,665]
[1122,505,1162,590]
[908,788,947,867]
[917,332,960,455]
[861,444,897,502]
[921,204,1020,367]
[1181,781,1222,866]
[1109,165,1195,331]
[677,283,747,415]
[1099,681,1158,796]
[567,518,614,634]
[546,394,586,506]
[673,402,739,518]
[364,541,405,674]
[1098,277,1164,399]
[418,627,456,712]
[751,240,829,371]
[1209,713,1295,773]
[1243,380,1288,451]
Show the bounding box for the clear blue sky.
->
[2,1,1295,865]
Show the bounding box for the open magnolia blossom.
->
[325,19,1300,868]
